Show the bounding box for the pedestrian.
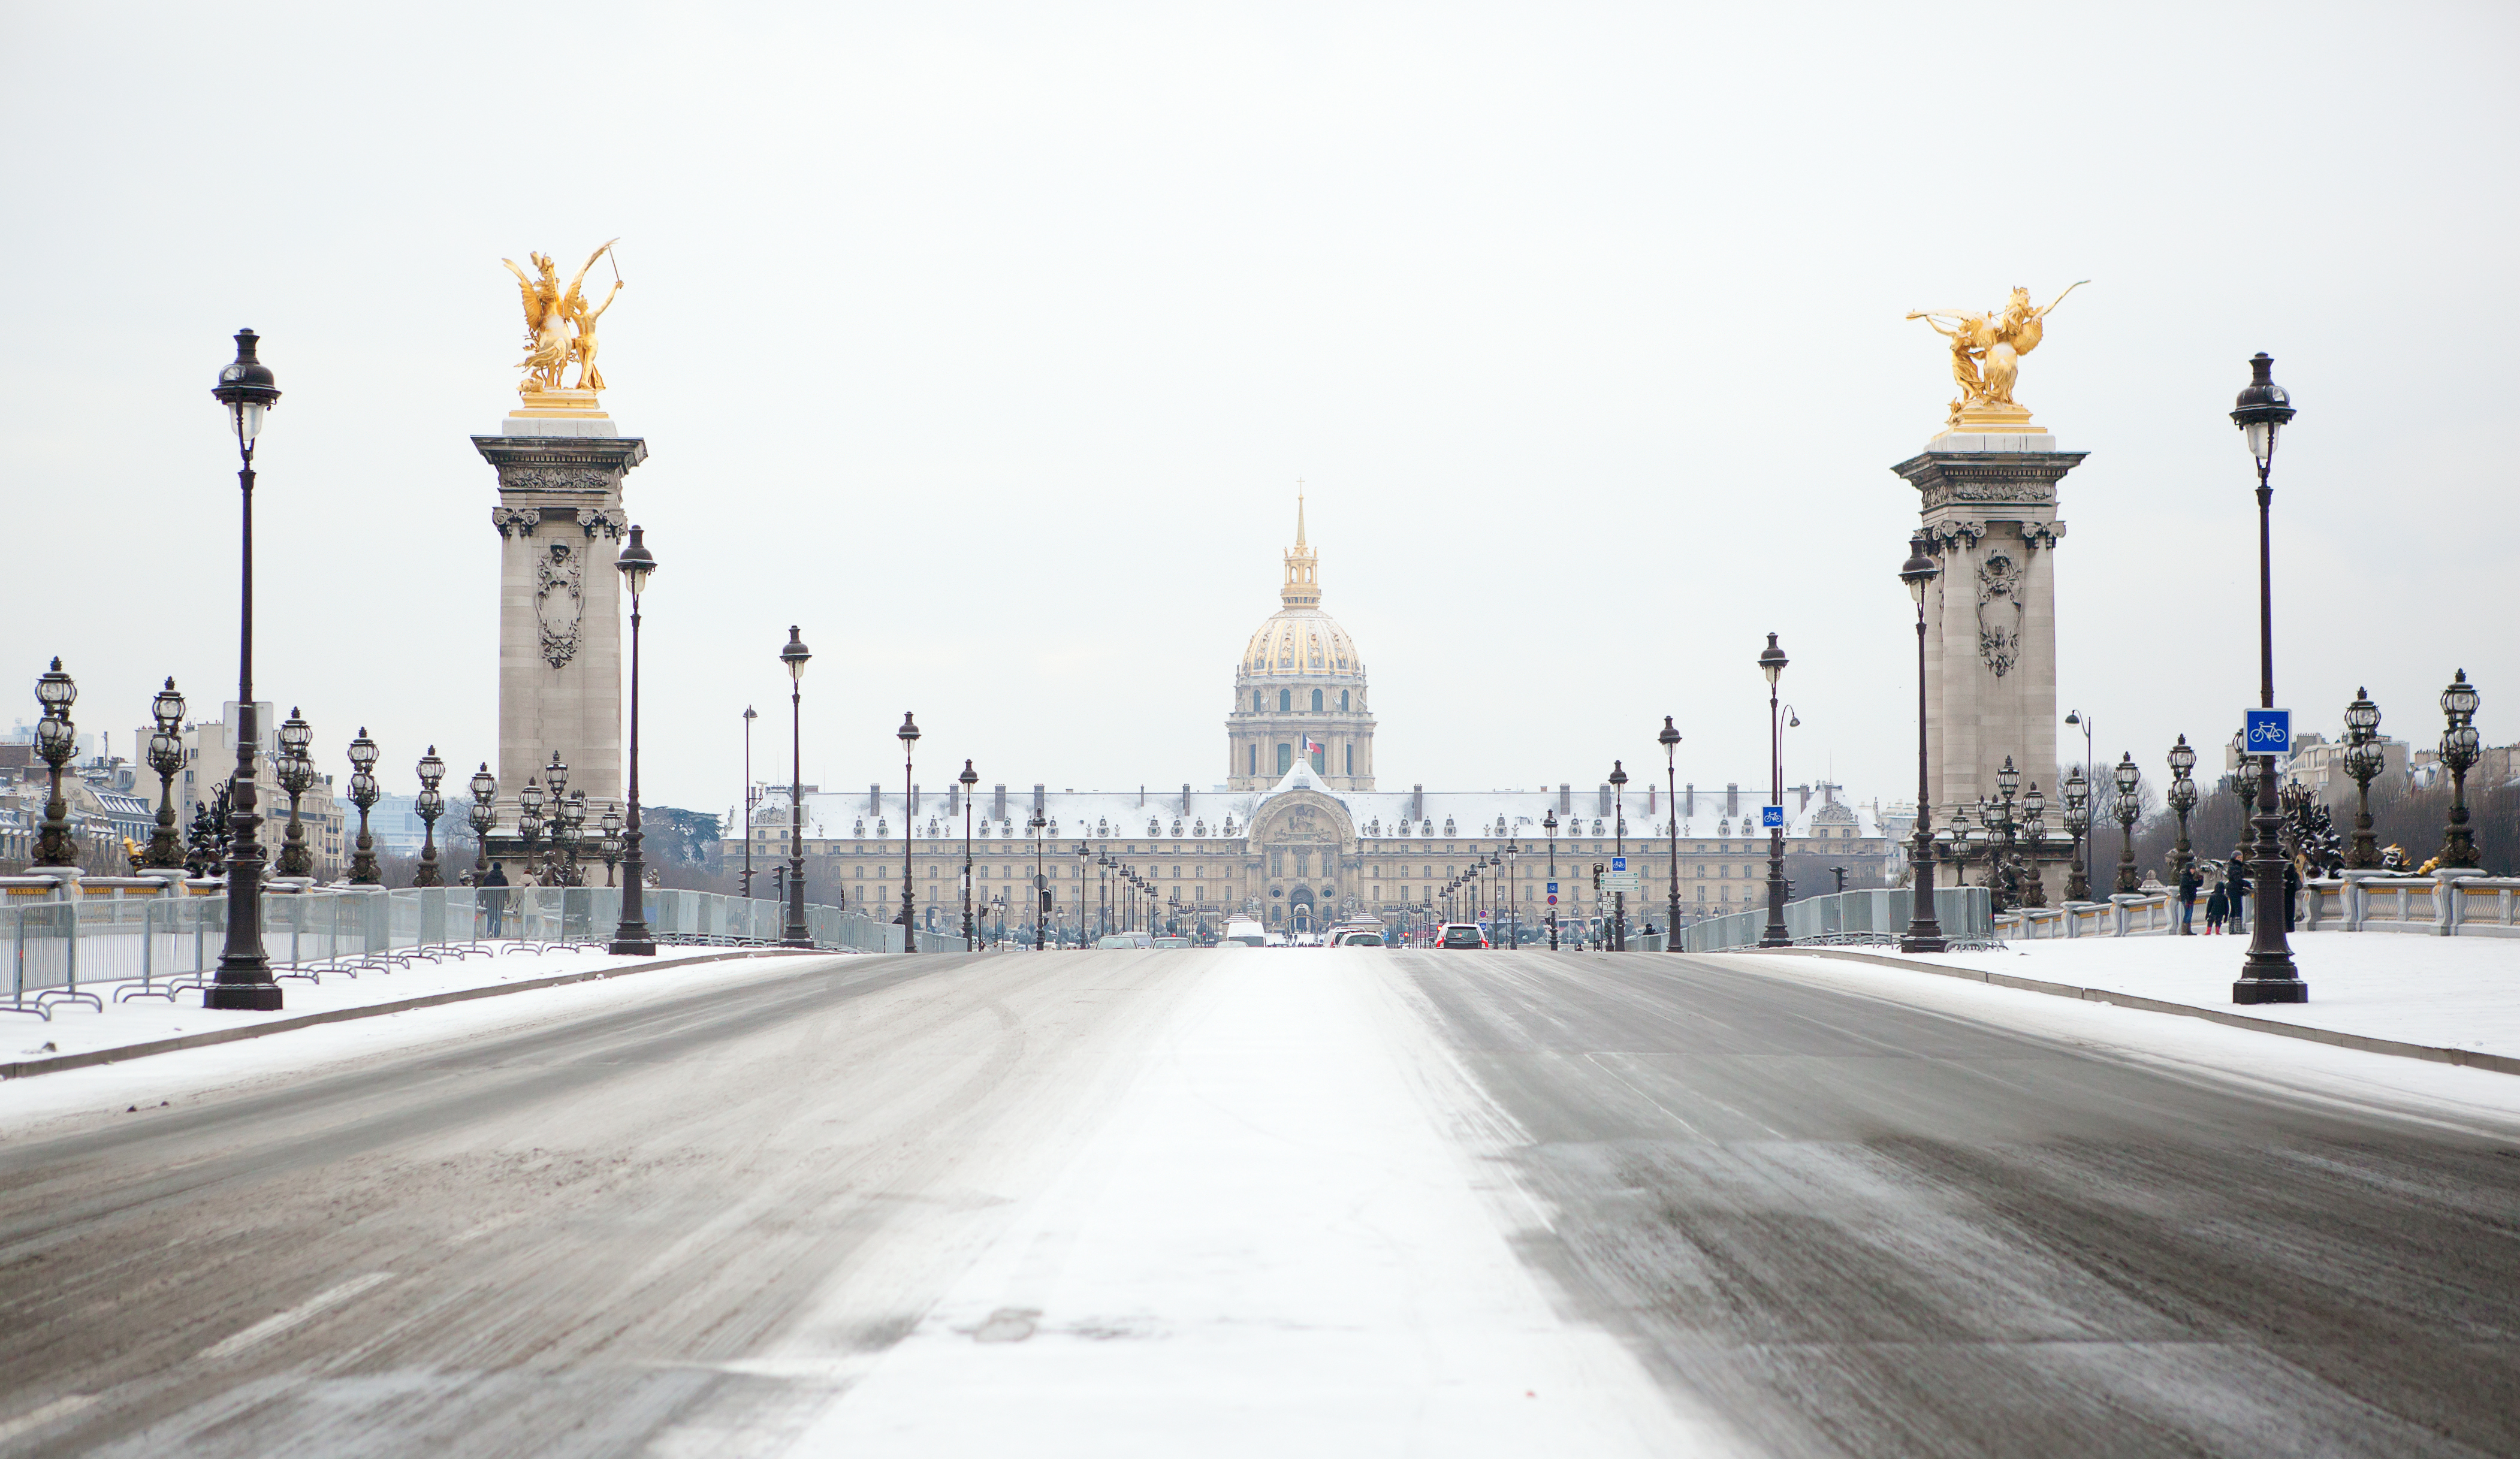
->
[2177,864,2202,934]
[2284,859,2302,930]
[2204,879,2228,934]
[482,862,509,937]
[2227,866,2250,933]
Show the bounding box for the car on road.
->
[1150,936,1193,948]
[1434,923,1489,950]
[1095,932,1153,949]
[1221,917,1267,947]
[1327,928,1387,947]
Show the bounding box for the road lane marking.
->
[0,1394,97,1443]
[197,1272,395,1360]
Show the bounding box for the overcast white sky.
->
[5,2,2515,824]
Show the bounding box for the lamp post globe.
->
[2108,751,2141,895]
[2343,688,2384,868]
[467,764,497,875]
[274,709,318,880]
[206,328,284,1008]
[893,706,918,952]
[1899,532,1946,950]
[2229,352,2307,1001]
[611,524,659,952]
[29,659,80,870]
[1757,633,1791,947]
[2439,669,2483,868]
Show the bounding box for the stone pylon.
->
[473,411,646,851]
[1894,423,2086,862]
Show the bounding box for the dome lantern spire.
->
[1282,485,1320,608]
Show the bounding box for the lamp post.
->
[1030,811,1048,950]
[892,706,917,953]
[611,524,657,953]
[2063,707,2096,899]
[780,628,814,948]
[1990,755,2021,911]
[413,746,446,887]
[740,705,757,898]
[2167,736,2199,927]
[1757,633,1791,947]
[1505,841,1521,949]
[1608,760,1629,950]
[959,760,979,950]
[1072,842,1088,946]
[562,790,590,887]
[1543,806,1559,950]
[31,659,78,869]
[209,327,283,1008]
[467,764,496,877]
[346,727,382,884]
[2062,767,2090,902]
[1897,535,1946,950]
[144,677,188,870]
[2231,352,2306,1001]
[274,709,316,879]
[1657,717,1686,947]
[2440,669,2482,868]
[599,803,624,886]
[2019,780,2048,908]
[2341,690,2383,868]
[538,753,571,883]
[2112,752,2141,894]
[518,774,546,875]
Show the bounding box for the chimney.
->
[1411,784,1424,821]
[1181,783,1191,814]
[868,784,881,815]
[1137,785,1146,808]
[1795,784,1810,811]
[1685,782,1695,817]
[1647,785,1658,814]
[1559,783,1571,814]
[1727,783,1739,817]
[1033,783,1046,814]
[1598,783,1611,816]
[911,783,921,816]
[994,784,1007,820]
[947,781,960,817]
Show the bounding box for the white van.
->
[1222,917,1266,947]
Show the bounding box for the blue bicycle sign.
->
[2244,708,2292,754]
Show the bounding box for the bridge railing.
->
[1682,885,1994,952]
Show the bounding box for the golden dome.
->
[1238,494,1364,681]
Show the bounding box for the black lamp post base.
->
[206,980,283,1011]
[608,937,656,956]
[1899,934,1946,953]
[2232,975,2309,1004]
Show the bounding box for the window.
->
[1345,744,1353,776]
[1248,744,1257,775]
[1279,689,1291,712]
[1311,688,1323,712]
[1277,743,1292,775]
[1253,690,1263,712]
[1340,689,1350,712]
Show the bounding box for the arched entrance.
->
[1289,886,1315,936]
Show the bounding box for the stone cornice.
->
[1893,449,2087,511]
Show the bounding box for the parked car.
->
[1435,923,1489,950]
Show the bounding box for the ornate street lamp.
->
[1899,534,1946,950]
[2231,352,2305,1000]
[2166,735,2199,927]
[599,803,624,887]
[208,327,283,1009]
[467,763,497,876]
[346,727,382,884]
[784,627,816,948]
[612,524,658,952]
[1543,806,1559,950]
[1030,809,1049,951]
[413,745,447,887]
[30,658,79,869]
[1505,840,1522,949]
[1990,755,2022,911]
[2112,752,2141,894]
[740,705,758,898]
[518,772,547,872]
[1608,759,1629,950]
[2018,780,2048,908]
[891,703,917,953]
[144,676,188,870]
[2062,766,2090,902]
[273,709,317,879]
[1757,633,1791,947]
[960,759,980,950]
[2440,669,2482,868]
[2343,688,2384,869]
[1659,716,1683,947]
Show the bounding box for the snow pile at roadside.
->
[1860,931,2520,1059]
[2,943,832,1068]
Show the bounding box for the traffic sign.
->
[2245,708,2292,755]
[1604,872,1642,893]
[1611,856,1626,872]
[1761,805,1785,829]
[1547,881,1558,895]
[1546,893,1558,905]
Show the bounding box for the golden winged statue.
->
[1907,281,2086,427]
[500,240,624,397]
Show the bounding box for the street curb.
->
[0,947,838,1082]
[1727,946,2520,1078]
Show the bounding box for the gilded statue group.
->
[502,241,624,396]
[1908,282,2086,423]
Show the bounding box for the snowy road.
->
[0,948,2515,1455]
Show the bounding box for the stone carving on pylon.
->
[535,540,586,668]
[1977,549,2024,677]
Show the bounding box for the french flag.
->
[1305,737,1324,756]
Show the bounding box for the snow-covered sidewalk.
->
[1,941,840,1076]
[1752,931,2520,1068]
